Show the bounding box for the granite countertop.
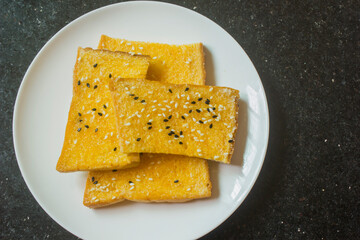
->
[1,0,358,239]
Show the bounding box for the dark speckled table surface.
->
[1,0,359,239]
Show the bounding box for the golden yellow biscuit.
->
[83,154,211,207]
[99,35,205,85]
[56,47,150,172]
[111,79,239,164]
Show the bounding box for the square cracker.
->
[56,47,150,172]
[111,79,239,164]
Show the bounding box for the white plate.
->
[13,1,269,239]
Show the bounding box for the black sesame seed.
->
[169,89,173,93]
[77,128,81,132]
[174,134,179,138]
[168,115,172,119]
[134,97,139,100]
[79,120,83,122]
[78,80,80,85]
[198,98,203,101]
[212,107,216,110]
[114,147,117,151]
[94,85,98,89]
[180,131,183,135]
[98,112,103,116]
[85,125,89,128]
[179,141,183,145]
[196,109,201,113]
[103,104,107,109]
[228,139,234,143]
[210,123,213,129]
[129,181,133,184]
[185,87,189,91]
[112,169,117,172]
[199,120,204,124]
[164,119,169,122]
[95,128,98,132]
[174,180,179,183]
[212,115,217,118]
[181,116,185,120]
[109,73,112,78]
[92,108,96,111]
[91,177,95,182]
[86,83,90,88]
[141,100,145,103]
[93,181,98,184]
[147,122,152,125]
[191,101,196,104]
[136,138,141,141]
[205,99,210,104]
[78,113,82,117]
[165,126,170,129]
[207,108,211,112]
[148,126,152,130]
[93,63,98,68]
[129,93,135,96]
[189,110,193,113]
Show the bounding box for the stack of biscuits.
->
[56,35,239,208]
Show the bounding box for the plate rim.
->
[12,1,269,239]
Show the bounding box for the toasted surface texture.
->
[111,79,239,164]
[84,36,211,207]
[99,35,205,85]
[83,154,211,207]
[56,47,150,172]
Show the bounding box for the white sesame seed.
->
[191,129,195,132]
[139,47,143,50]
[104,135,108,140]
[162,113,166,117]
[184,105,188,108]
[148,91,153,94]
[110,132,113,136]
[96,99,100,103]
[130,186,134,190]
[120,40,124,44]
[197,149,202,152]
[136,175,140,178]
[73,140,77,144]
[180,135,184,138]
[148,178,153,181]
[198,153,203,156]
[210,96,213,100]
[193,118,196,122]
[124,122,131,126]
[159,129,163,132]
[112,196,116,200]
[161,108,166,111]
[136,179,141,182]
[146,114,150,117]
[187,188,191,191]
[105,114,109,118]
[125,140,130,144]
[175,103,178,108]
[152,108,157,111]
[124,63,129,66]
[125,87,129,91]
[166,105,171,108]
[112,178,116,181]
[187,96,190,100]
[230,116,235,119]
[163,60,165,64]
[141,108,145,112]
[131,46,135,51]
[153,100,157,103]
[95,199,99,202]
[158,103,162,106]
[209,87,213,92]
[88,94,91,98]
[200,139,204,142]
[184,113,189,117]
[181,94,185,97]
[214,156,220,160]
[129,182,135,186]
[153,57,157,59]
[158,114,162,116]
[126,42,131,45]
